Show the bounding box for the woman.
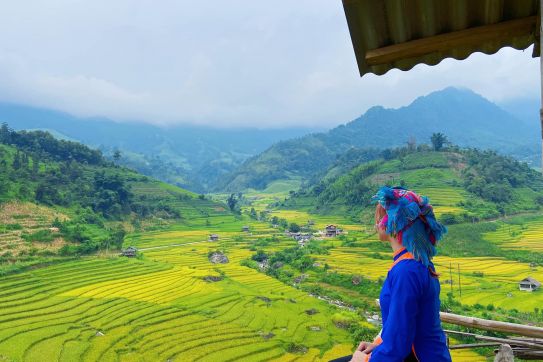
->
[331,186,451,362]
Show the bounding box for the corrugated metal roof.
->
[342,0,540,77]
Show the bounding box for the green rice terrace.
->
[1,129,543,361]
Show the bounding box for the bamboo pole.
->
[444,330,543,350]
[448,342,501,350]
[449,262,453,295]
[441,313,543,338]
[457,263,462,298]
[509,348,543,360]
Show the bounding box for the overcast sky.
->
[0,0,539,128]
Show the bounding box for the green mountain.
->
[0,125,229,259]
[284,148,543,223]
[0,103,317,192]
[220,87,540,192]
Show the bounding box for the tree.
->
[288,223,301,233]
[252,250,268,262]
[226,193,238,213]
[381,149,394,160]
[12,151,21,170]
[249,207,258,219]
[110,225,126,250]
[430,133,448,151]
[31,156,40,179]
[113,149,122,162]
[0,123,11,144]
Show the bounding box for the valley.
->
[1,120,542,362]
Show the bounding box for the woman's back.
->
[375,251,450,362]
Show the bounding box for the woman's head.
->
[372,186,447,266]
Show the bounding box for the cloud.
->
[0,1,539,128]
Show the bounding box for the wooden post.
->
[494,344,514,362]
[457,263,462,298]
[449,262,454,295]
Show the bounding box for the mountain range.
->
[219,87,540,191]
[0,103,316,192]
[2,87,540,193]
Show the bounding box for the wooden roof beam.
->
[366,16,537,66]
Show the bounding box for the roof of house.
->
[125,246,137,251]
[520,277,542,287]
[342,0,539,77]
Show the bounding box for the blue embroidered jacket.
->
[369,248,451,362]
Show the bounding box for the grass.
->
[0,218,356,361]
[1,187,541,361]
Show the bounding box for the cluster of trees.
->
[288,134,542,221]
[1,123,104,165]
[0,126,198,255]
[312,162,378,207]
[0,125,177,220]
[462,148,543,204]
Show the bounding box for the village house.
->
[242,226,250,232]
[121,246,137,258]
[324,224,342,237]
[519,277,541,292]
[209,234,219,241]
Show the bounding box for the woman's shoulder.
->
[390,259,430,283]
[392,258,427,272]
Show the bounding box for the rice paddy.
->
[315,244,543,311]
[1,191,541,361]
[0,201,70,256]
[483,215,543,252]
[0,223,356,362]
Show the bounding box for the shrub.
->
[440,213,458,225]
[349,324,379,348]
[5,223,23,231]
[21,229,55,243]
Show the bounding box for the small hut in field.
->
[519,277,541,292]
[121,246,137,257]
[325,224,340,237]
[242,225,250,232]
[209,234,219,241]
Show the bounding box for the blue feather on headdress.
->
[372,186,447,266]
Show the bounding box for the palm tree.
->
[430,133,448,151]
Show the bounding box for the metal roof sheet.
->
[342,0,540,77]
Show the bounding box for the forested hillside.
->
[0,102,315,192]
[0,124,229,261]
[220,87,540,191]
[284,146,543,223]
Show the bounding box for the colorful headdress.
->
[372,186,447,266]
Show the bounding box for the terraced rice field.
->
[0,228,357,362]
[267,210,362,233]
[0,235,484,361]
[3,190,538,362]
[415,187,468,216]
[314,240,543,312]
[0,201,70,256]
[483,216,543,252]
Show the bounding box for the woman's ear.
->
[374,204,386,225]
